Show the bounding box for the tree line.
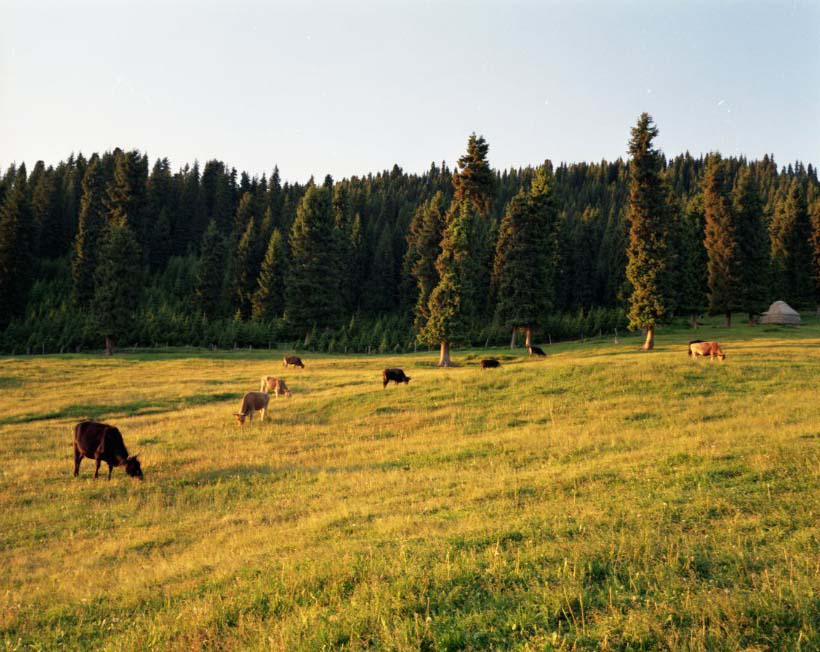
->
[1,115,819,355]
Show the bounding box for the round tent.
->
[760,300,801,325]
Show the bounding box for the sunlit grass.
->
[1,319,818,650]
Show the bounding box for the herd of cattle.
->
[71,341,727,480]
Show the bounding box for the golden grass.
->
[0,321,818,650]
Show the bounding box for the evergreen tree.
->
[92,221,142,354]
[105,149,148,240]
[703,154,742,326]
[770,178,813,306]
[676,194,708,327]
[72,158,106,307]
[0,165,34,329]
[810,199,820,312]
[453,133,495,216]
[251,228,286,321]
[406,192,446,332]
[364,224,398,313]
[195,220,226,320]
[31,166,63,258]
[492,166,557,348]
[285,185,341,337]
[625,113,670,350]
[732,167,770,321]
[419,200,476,366]
[231,216,257,320]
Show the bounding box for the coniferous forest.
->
[1,115,819,355]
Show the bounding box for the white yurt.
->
[759,300,801,325]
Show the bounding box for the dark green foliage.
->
[31,165,63,258]
[92,221,142,347]
[732,167,770,318]
[364,225,398,313]
[0,165,34,328]
[105,149,148,237]
[406,193,446,331]
[252,228,286,321]
[453,133,495,216]
[285,185,342,334]
[625,113,671,332]
[703,155,742,321]
[675,194,708,321]
[811,200,820,308]
[195,220,226,320]
[71,158,106,307]
[492,167,557,333]
[419,201,476,346]
[770,179,813,307]
[231,217,257,320]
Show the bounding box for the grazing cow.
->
[73,421,143,480]
[283,355,304,369]
[382,368,411,388]
[234,391,271,425]
[688,341,726,361]
[259,376,292,397]
[528,345,546,357]
[480,359,501,369]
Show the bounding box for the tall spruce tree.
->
[0,165,34,329]
[770,178,813,307]
[453,133,495,216]
[406,192,446,332]
[105,149,148,241]
[285,185,341,338]
[732,167,770,321]
[676,194,708,327]
[703,154,742,327]
[72,157,106,307]
[810,199,820,313]
[231,216,257,319]
[492,166,557,348]
[251,228,286,322]
[92,220,142,355]
[195,220,226,320]
[625,113,670,350]
[420,200,476,366]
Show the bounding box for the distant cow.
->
[689,341,726,361]
[73,421,143,480]
[234,391,271,425]
[528,345,546,357]
[480,359,501,369]
[260,376,292,397]
[283,355,304,369]
[382,368,411,388]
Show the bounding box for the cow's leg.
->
[107,463,113,480]
[94,457,101,479]
[73,444,82,477]
[261,407,266,421]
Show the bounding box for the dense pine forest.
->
[1,117,819,355]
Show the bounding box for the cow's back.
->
[242,391,270,412]
[74,421,127,459]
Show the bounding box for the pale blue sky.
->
[2,0,818,182]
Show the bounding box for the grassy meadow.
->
[0,320,818,651]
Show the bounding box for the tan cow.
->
[234,391,271,425]
[688,340,726,361]
[260,376,292,397]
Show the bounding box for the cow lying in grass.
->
[688,340,726,361]
[480,359,500,369]
[73,421,143,480]
[260,376,292,397]
[234,391,271,425]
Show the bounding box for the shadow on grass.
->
[0,391,237,426]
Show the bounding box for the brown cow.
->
[382,368,411,388]
[234,391,271,424]
[283,355,304,369]
[260,376,292,397]
[688,340,726,361]
[73,421,143,480]
[480,359,501,369]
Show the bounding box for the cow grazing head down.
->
[125,455,143,479]
[234,412,247,425]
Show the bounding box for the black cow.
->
[528,345,546,357]
[283,355,305,369]
[382,368,411,388]
[73,421,143,480]
[480,359,500,369]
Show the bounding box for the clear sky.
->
[2,0,818,182]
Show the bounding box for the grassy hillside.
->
[1,320,818,651]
